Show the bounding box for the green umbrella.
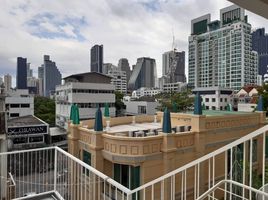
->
[94,107,103,131]
[104,103,110,117]
[202,103,206,110]
[194,92,202,115]
[70,104,75,121]
[226,104,233,112]
[73,104,80,125]
[162,107,171,134]
[172,102,178,113]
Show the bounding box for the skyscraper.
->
[162,50,186,83]
[16,57,27,89]
[118,58,131,83]
[41,55,62,97]
[90,45,103,73]
[27,63,33,78]
[188,5,258,91]
[4,74,12,92]
[128,57,157,90]
[252,28,268,80]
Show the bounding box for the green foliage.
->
[34,96,55,127]
[155,90,194,112]
[115,91,125,116]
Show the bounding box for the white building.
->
[163,82,187,93]
[124,100,159,115]
[106,66,127,94]
[5,89,34,119]
[4,74,12,93]
[55,72,116,129]
[132,87,161,98]
[193,87,234,110]
[188,5,258,91]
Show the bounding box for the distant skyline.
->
[0,0,268,87]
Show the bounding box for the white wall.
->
[238,103,256,112]
[124,101,158,115]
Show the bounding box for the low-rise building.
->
[68,109,265,195]
[5,89,34,119]
[131,87,161,98]
[193,87,234,110]
[163,82,187,93]
[6,115,49,150]
[124,99,159,115]
[106,66,127,94]
[55,72,116,129]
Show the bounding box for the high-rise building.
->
[128,57,157,90]
[90,44,103,73]
[27,63,33,78]
[106,65,127,94]
[4,74,12,92]
[252,28,268,80]
[188,5,258,91]
[40,55,62,97]
[118,58,131,83]
[0,77,3,86]
[162,50,186,83]
[16,57,27,89]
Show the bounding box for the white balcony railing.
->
[1,125,268,199]
[0,146,131,200]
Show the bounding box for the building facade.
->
[55,72,115,129]
[16,57,27,90]
[124,100,159,115]
[128,57,157,91]
[40,55,62,97]
[163,82,188,93]
[188,5,258,91]
[118,58,131,84]
[106,66,127,94]
[4,74,12,93]
[90,44,103,73]
[252,28,268,80]
[131,87,161,98]
[68,110,265,196]
[193,87,234,110]
[5,89,34,119]
[162,50,186,83]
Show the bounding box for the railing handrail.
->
[129,124,268,194]
[0,146,55,155]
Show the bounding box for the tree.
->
[34,96,55,127]
[115,91,125,116]
[155,90,194,112]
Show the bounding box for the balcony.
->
[1,123,268,200]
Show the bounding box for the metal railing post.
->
[54,148,58,191]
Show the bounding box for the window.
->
[10,104,20,108]
[212,106,216,110]
[21,104,30,108]
[114,164,140,190]
[83,150,91,175]
[205,98,209,102]
[225,98,227,102]
[206,106,209,110]
[220,98,223,102]
[212,98,216,102]
[138,106,146,114]
[10,113,19,117]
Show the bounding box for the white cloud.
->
[0,0,267,88]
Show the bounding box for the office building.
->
[252,28,268,79]
[4,74,12,93]
[118,58,131,83]
[40,55,62,97]
[26,63,33,78]
[188,5,258,91]
[5,89,34,119]
[102,63,114,74]
[55,72,115,129]
[0,77,3,86]
[162,50,186,83]
[16,57,27,89]
[128,57,157,90]
[106,66,127,94]
[90,44,103,73]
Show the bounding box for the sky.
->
[0,0,268,87]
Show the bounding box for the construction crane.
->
[165,30,178,83]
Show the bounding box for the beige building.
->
[68,109,266,199]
